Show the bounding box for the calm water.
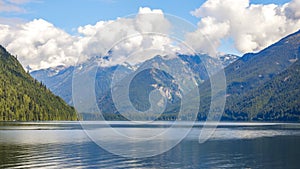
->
[0,121,300,168]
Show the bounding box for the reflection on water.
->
[0,122,300,168]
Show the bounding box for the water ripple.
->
[1,122,300,168]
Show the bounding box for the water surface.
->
[0,121,300,168]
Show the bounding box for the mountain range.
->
[30,30,300,121]
[31,53,238,108]
[31,53,238,120]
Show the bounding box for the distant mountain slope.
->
[221,30,300,121]
[0,46,77,121]
[94,54,238,120]
[224,59,300,121]
[31,66,75,105]
[31,54,238,106]
[97,56,183,118]
[226,30,300,95]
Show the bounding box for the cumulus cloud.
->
[1,1,300,70]
[0,7,177,70]
[77,7,173,66]
[186,0,300,54]
[185,17,230,56]
[0,19,80,69]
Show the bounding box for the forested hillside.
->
[0,45,78,121]
[224,59,300,121]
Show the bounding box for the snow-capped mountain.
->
[30,53,239,116]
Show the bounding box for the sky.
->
[0,0,299,70]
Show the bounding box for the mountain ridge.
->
[29,29,300,122]
[31,53,238,105]
[221,29,300,121]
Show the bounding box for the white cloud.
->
[0,19,80,70]
[0,17,25,25]
[0,7,177,70]
[185,17,230,56]
[187,0,300,54]
[75,7,175,67]
[0,0,36,13]
[0,0,24,12]
[285,0,300,19]
[1,1,300,70]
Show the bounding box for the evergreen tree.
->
[0,45,78,121]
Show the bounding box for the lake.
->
[0,121,300,168]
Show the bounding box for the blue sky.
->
[1,0,291,33]
[0,0,299,70]
[1,0,205,32]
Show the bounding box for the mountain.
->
[198,30,300,121]
[226,30,300,96]
[0,45,78,121]
[96,56,184,120]
[31,53,238,106]
[225,59,300,121]
[30,53,237,120]
[30,65,75,105]
[28,30,300,122]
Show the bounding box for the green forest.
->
[0,45,78,121]
[224,59,300,121]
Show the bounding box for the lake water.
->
[0,121,300,168]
